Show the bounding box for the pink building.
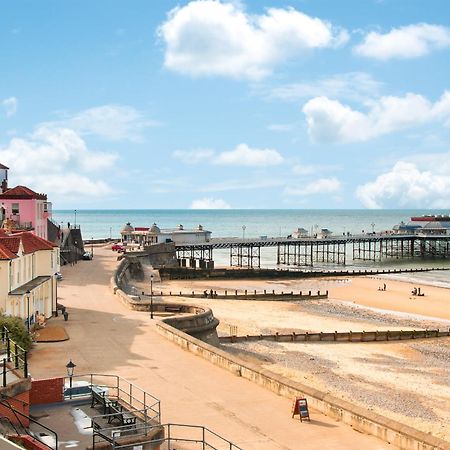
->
[0,165,52,240]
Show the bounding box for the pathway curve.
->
[29,247,391,450]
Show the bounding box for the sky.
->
[1,0,450,210]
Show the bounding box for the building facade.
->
[120,223,212,246]
[0,164,52,240]
[0,231,59,324]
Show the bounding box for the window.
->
[12,203,19,215]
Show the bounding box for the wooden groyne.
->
[160,266,448,281]
[220,328,450,344]
[132,289,328,301]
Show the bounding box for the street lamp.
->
[26,290,31,332]
[74,210,77,228]
[371,222,375,234]
[150,274,154,319]
[54,273,58,317]
[66,360,76,399]
[242,225,246,240]
[91,237,94,258]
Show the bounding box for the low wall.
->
[220,328,450,344]
[0,379,31,427]
[156,321,450,450]
[30,377,64,405]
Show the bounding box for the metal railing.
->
[62,373,161,423]
[0,327,28,387]
[0,398,58,449]
[111,423,243,450]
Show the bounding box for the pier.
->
[175,234,450,268]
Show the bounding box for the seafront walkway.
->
[28,247,391,449]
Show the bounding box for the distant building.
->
[318,228,333,239]
[120,222,212,246]
[0,230,60,324]
[0,165,52,240]
[393,216,450,236]
[292,227,309,238]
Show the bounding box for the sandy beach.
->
[131,272,450,441]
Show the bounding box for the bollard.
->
[264,289,266,295]
[63,311,69,321]
[235,290,238,296]
[334,331,337,341]
[225,290,227,296]
[254,290,256,296]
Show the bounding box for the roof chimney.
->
[0,163,8,194]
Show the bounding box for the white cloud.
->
[356,160,450,209]
[269,72,382,102]
[159,1,348,79]
[0,125,117,199]
[190,197,231,209]
[45,105,159,141]
[302,91,450,143]
[173,149,214,164]
[284,177,341,196]
[215,143,283,166]
[292,162,340,176]
[355,23,450,60]
[200,178,283,192]
[2,97,18,117]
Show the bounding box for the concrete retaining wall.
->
[112,260,220,345]
[156,321,450,450]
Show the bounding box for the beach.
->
[131,272,450,441]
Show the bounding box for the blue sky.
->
[1,0,450,209]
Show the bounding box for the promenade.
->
[29,246,391,449]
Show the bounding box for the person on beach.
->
[383,283,386,291]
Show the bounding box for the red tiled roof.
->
[0,231,56,260]
[18,232,56,253]
[135,227,149,231]
[0,242,17,260]
[0,185,47,200]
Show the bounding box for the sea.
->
[53,209,450,288]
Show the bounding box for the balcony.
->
[8,215,33,231]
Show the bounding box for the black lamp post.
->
[91,237,94,258]
[150,274,154,319]
[26,290,31,332]
[66,359,76,399]
[54,274,58,317]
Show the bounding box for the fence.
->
[0,327,28,387]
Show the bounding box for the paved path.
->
[29,247,391,449]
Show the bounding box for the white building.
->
[0,230,60,324]
[291,227,309,238]
[120,223,212,246]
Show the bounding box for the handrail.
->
[0,326,28,386]
[109,423,243,450]
[0,399,58,450]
